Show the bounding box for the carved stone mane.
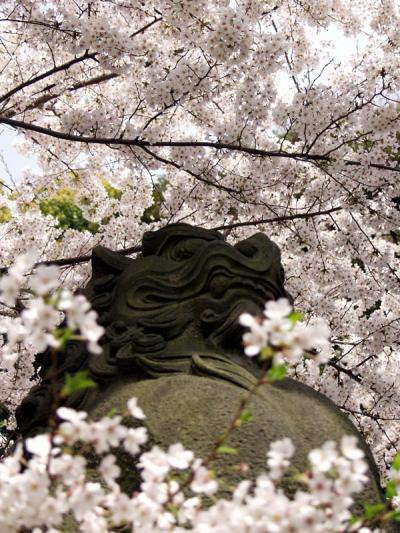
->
[89,224,291,379]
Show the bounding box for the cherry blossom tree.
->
[0,0,399,481]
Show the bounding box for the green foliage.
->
[238,408,252,424]
[363,503,386,520]
[288,310,303,325]
[141,178,169,224]
[284,129,301,144]
[385,479,397,499]
[0,206,11,223]
[293,188,305,200]
[0,404,8,431]
[352,257,366,272]
[267,362,287,382]
[349,130,400,164]
[217,445,238,455]
[274,127,300,144]
[103,180,122,200]
[40,188,99,234]
[259,346,274,361]
[363,300,381,319]
[348,137,375,153]
[61,370,97,398]
[383,132,400,162]
[392,452,400,471]
[53,326,74,345]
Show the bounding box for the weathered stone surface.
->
[86,373,382,512]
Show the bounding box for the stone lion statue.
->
[16,223,384,509]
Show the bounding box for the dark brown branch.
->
[0,207,342,273]
[23,72,119,113]
[0,52,97,104]
[0,244,142,274]
[0,116,328,161]
[328,360,363,383]
[1,116,399,174]
[139,144,239,195]
[339,406,400,423]
[212,206,342,231]
[0,17,78,37]
[129,16,162,38]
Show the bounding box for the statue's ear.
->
[91,246,134,279]
[234,233,281,262]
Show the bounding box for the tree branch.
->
[0,207,342,273]
[328,360,363,383]
[23,72,119,114]
[139,144,239,195]
[0,116,398,174]
[212,206,342,230]
[129,16,162,38]
[0,52,97,104]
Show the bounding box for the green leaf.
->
[288,310,303,325]
[385,480,398,499]
[363,503,385,520]
[141,178,169,224]
[40,188,99,235]
[239,408,252,424]
[217,446,238,455]
[362,299,382,319]
[267,363,287,382]
[347,515,361,526]
[388,510,400,522]
[61,371,97,397]
[53,327,74,345]
[0,206,11,223]
[103,180,122,200]
[293,188,305,200]
[0,408,8,430]
[392,452,400,471]
[259,346,273,361]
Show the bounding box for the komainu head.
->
[86,223,291,377]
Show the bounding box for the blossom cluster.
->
[0,0,399,477]
[0,253,104,372]
[240,298,332,367]
[0,249,397,532]
[0,396,391,533]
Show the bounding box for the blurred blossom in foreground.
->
[240,298,331,366]
[2,397,388,532]
[0,252,104,372]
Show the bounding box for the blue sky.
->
[0,126,38,186]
